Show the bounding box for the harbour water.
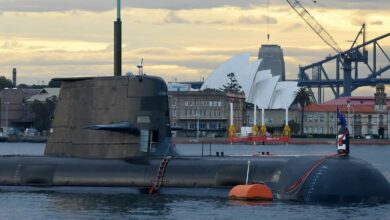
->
[0,142,389,219]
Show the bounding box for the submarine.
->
[0,75,389,204]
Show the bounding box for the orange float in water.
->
[228,183,273,201]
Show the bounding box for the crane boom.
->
[286,0,342,53]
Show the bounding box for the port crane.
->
[284,0,390,103]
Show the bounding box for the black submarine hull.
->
[1,75,388,204]
[0,154,389,204]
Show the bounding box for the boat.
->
[0,75,389,204]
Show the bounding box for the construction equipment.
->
[285,1,389,102]
[286,0,342,53]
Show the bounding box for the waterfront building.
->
[0,88,40,130]
[168,89,245,137]
[303,84,389,138]
[245,106,300,135]
[0,87,60,132]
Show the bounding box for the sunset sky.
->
[0,0,389,97]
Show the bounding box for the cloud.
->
[350,17,366,26]
[1,41,23,49]
[0,0,264,12]
[238,15,277,24]
[163,11,190,24]
[282,23,304,32]
[1,0,389,12]
[370,20,383,25]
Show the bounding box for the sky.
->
[0,0,389,98]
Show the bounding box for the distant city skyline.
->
[0,0,389,96]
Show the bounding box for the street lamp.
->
[4,101,10,133]
[196,108,200,139]
[347,101,350,130]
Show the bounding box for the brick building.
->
[303,84,389,138]
[168,89,245,137]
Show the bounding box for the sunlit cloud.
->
[0,1,388,95]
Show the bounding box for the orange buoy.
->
[228,183,273,201]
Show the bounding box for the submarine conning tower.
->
[45,75,175,158]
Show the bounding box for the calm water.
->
[0,142,389,220]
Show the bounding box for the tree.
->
[17,84,29,89]
[293,88,313,135]
[30,97,57,131]
[288,120,300,135]
[221,72,242,92]
[48,79,61,88]
[0,76,13,90]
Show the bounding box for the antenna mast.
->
[114,0,122,76]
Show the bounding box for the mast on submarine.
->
[114,0,122,76]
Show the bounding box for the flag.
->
[337,107,347,128]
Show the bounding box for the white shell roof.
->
[269,81,299,109]
[235,59,262,102]
[201,53,299,109]
[250,75,280,109]
[200,53,250,91]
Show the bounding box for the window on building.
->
[319,127,323,134]
[368,115,372,124]
[172,99,176,106]
[308,127,312,133]
[379,114,384,125]
[308,115,313,122]
[218,101,222,107]
[330,115,334,122]
[185,109,188,116]
[304,127,307,133]
[184,101,189,106]
[209,101,213,107]
[173,109,177,117]
[314,127,318,133]
[330,126,334,133]
[314,115,318,122]
[319,115,323,122]
[189,123,197,130]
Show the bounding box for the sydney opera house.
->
[200,52,299,132]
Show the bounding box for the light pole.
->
[347,101,350,130]
[196,108,200,139]
[4,101,10,133]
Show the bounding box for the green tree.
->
[48,79,61,88]
[221,72,242,92]
[30,97,57,131]
[288,120,300,135]
[17,84,30,89]
[293,88,313,135]
[0,76,13,90]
